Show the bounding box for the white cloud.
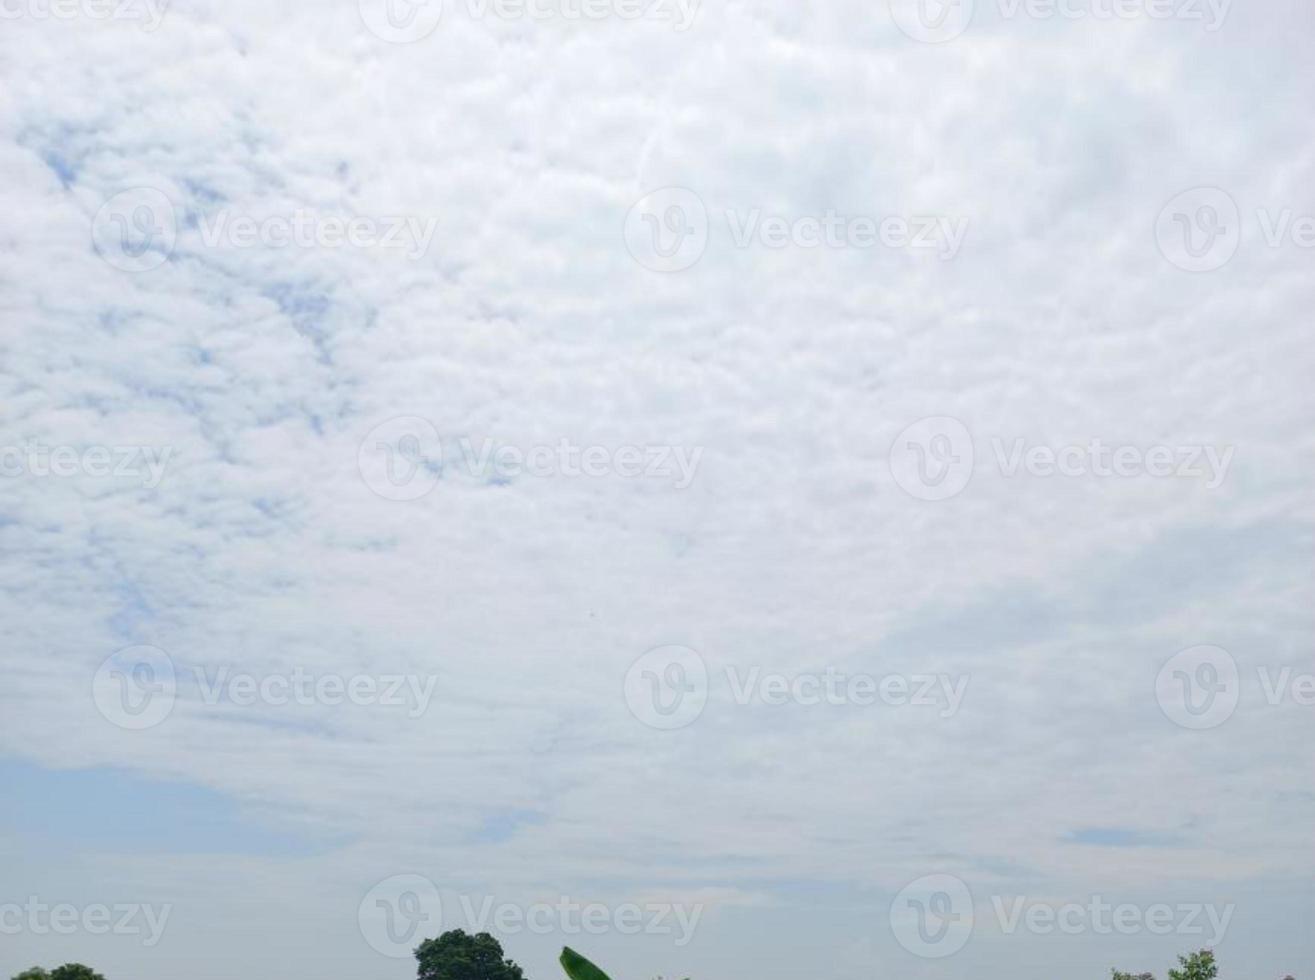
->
[0,2,1312,979]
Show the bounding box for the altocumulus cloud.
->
[0,2,1312,980]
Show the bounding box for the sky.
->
[1,1,1313,979]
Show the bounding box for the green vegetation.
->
[1115,948,1219,980]
[559,947,614,980]
[559,947,687,980]
[10,967,104,980]
[7,942,1296,980]
[415,930,526,980]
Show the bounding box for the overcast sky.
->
[1,1,1312,979]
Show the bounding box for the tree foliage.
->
[1168,950,1219,980]
[1113,949,1252,980]
[11,966,103,980]
[415,930,525,980]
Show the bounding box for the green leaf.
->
[560,947,612,980]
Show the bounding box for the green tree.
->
[12,968,104,980]
[1112,972,1154,980]
[415,930,524,980]
[1168,950,1218,980]
[48,967,105,980]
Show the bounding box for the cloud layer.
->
[1,1,1312,979]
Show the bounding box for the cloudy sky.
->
[1,0,1312,978]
